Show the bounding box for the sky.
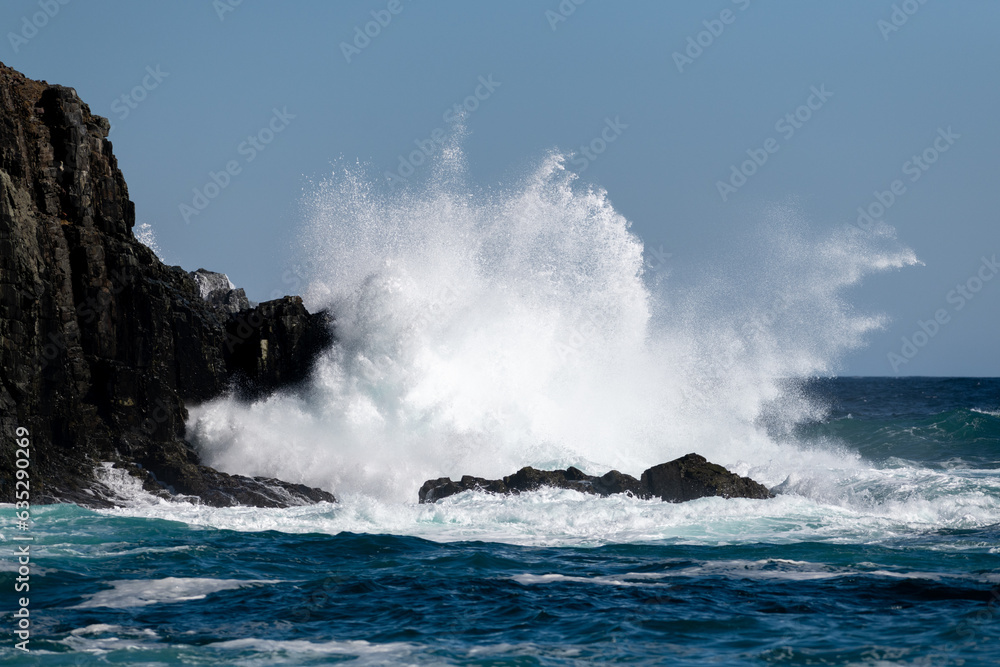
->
[2,0,997,376]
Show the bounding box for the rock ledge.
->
[418,453,772,504]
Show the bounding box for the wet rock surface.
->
[419,453,772,504]
[0,63,334,507]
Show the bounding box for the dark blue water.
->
[3,378,999,665]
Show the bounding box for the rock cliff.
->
[0,63,334,507]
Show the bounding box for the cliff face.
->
[0,63,334,507]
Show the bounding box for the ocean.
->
[2,378,999,665]
[4,153,999,664]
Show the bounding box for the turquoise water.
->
[2,378,999,665]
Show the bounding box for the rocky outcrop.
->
[190,268,250,314]
[418,453,772,503]
[0,63,334,507]
[641,453,771,502]
[223,296,333,401]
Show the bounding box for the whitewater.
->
[4,142,999,665]
[171,141,996,546]
[187,143,909,498]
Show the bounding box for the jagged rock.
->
[641,453,772,502]
[190,268,250,314]
[148,460,336,508]
[591,469,648,497]
[419,465,645,503]
[0,63,334,507]
[223,296,334,400]
[418,454,771,504]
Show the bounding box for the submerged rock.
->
[418,453,771,503]
[641,453,772,502]
[0,63,334,508]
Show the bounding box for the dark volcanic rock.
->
[419,465,646,503]
[418,454,770,504]
[640,453,772,502]
[0,63,334,507]
[149,460,336,508]
[592,469,648,497]
[223,296,333,400]
[418,476,502,504]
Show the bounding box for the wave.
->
[792,407,1000,469]
[88,475,1000,549]
[186,139,919,511]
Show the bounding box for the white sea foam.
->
[71,577,276,609]
[185,143,920,518]
[62,625,162,654]
[208,638,419,664]
[511,560,996,585]
[99,467,1000,549]
[89,462,171,507]
[70,624,142,636]
[511,572,672,587]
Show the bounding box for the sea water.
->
[2,145,997,665]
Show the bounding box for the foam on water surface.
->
[71,577,278,609]
[95,467,1000,549]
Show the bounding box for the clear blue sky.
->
[3,0,997,376]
